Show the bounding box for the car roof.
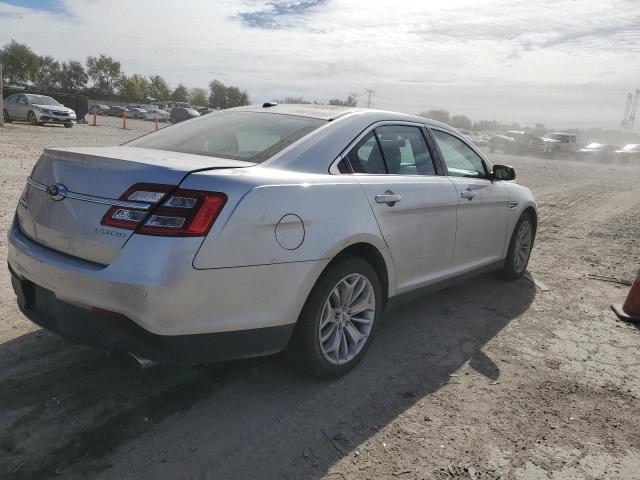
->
[228,103,451,128]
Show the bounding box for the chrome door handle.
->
[375,192,402,206]
[460,189,477,200]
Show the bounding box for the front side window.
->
[375,125,436,175]
[128,111,326,163]
[432,129,487,178]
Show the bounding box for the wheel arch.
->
[522,205,538,239]
[325,242,391,311]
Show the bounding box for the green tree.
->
[32,55,61,91]
[328,94,358,107]
[86,54,121,98]
[420,109,450,123]
[170,83,189,103]
[147,74,170,101]
[0,39,39,84]
[117,74,149,101]
[189,87,208,106]
[59,60,88,93]
[451,114,473,130]
[208,79,250,109]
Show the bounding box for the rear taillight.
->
[101,183,227,237]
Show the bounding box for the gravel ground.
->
[0,118,639,480]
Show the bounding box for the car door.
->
[5,94,22,119]
[430,128,509,273]
[14,94,30,120]
[339,123,459,294]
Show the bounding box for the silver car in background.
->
[3,93,76,128]
[8,104,537,377]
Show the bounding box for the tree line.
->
[418,109,528,132]
[0,39,250,107]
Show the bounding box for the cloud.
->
[237,0,328,29]
[0,0,638,127]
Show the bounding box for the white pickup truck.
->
[529,132,580,158]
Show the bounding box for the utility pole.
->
[0,62,4,128]
[364,89,375,108]
[629,89,640,132]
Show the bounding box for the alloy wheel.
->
[513,220,532,272]
[319,273,376,365]
[28,111,37,125]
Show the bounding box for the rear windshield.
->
[128,111,326,163]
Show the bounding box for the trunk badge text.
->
[46,183,67,201]
[93,227,126,238]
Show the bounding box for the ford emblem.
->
[46,183,67,201]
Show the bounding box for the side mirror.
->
[492,164,516,181]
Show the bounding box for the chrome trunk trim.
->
[26,177,152,211]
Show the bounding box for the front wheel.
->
[285,256,382,377]
[502,213,535,279]
[27,111,39,126]
[64,123,73,128]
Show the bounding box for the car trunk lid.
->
[17,146,252,265]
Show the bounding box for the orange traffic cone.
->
[92,110,97,126]
[154,114,159,131]
[612,271,640,322]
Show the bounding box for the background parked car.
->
[143,108,170,122]
[88,104,110,115]
[127,107,148,119]
[615,144,640,162]
[489,131,532,154]
[105,105,129,117]
[575,143,619,161]
[170,107,200,123]
[3,93,76,128]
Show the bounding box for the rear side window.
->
[375,125,436,175]
[346,132,387,174]
[128,111,326,163]
[432,129,487,178]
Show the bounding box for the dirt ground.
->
[0,117,639,480]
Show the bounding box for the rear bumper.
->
[10,267,293,363]
[8,218,329,337]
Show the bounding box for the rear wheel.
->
[285,256,382,377]
[64,123,73,128]
[2,109,10,123]
[502,213,535,279]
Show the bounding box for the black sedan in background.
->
[170,107,200,123]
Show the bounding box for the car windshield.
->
[128,111,326,163]
[26,95,61,106]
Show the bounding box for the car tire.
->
[501,212,535,279]
[64,123,73,128]
[285,256,382,378]
[27,111,39,126]
[2,109,10,123]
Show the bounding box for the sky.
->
[1,0,639,128]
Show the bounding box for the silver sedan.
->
[3,93,76,127]
[8,104,537,376]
